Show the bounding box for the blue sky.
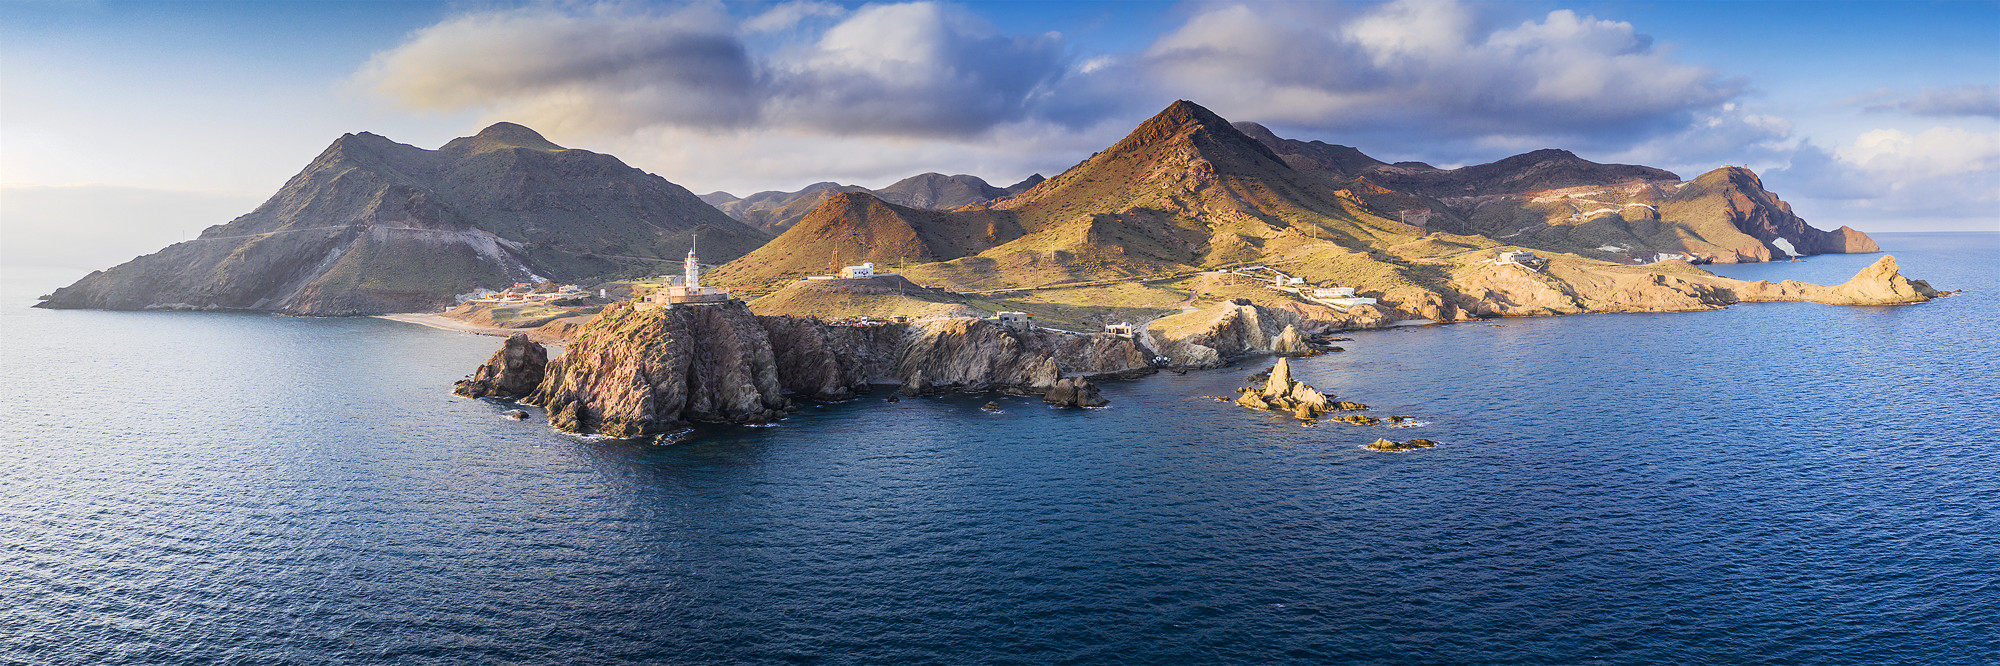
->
[3,0,1996,268]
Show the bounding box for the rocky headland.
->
[462,300,1153,437]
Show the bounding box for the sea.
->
[3,232,1995,664]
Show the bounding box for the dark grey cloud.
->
[360,1,1075,138]
[1135,1,1741,149]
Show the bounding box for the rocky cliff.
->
[527,302,791,437]
[503,301,1156,436]
[893,318,1153,394]
[453,333,548,400]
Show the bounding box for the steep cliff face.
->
[453,333,548,400]
[1146,302,1300,368]
[893,319,1153,394]
[527,303,790,437]
[1670,167,1880,256]
[758,316,907,400]
[496,305,1155,434]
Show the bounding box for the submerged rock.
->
[454,333,548,400]
[501,409,529,421]
[981,401,1003,412]
[1043,377,1110,408]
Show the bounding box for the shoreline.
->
[376,313,569,346]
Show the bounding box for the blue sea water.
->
[2,233,1995,664]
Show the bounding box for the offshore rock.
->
[1366,438,1437,452]
[1044,377,1110,408]
[527,302,789,437]
[453,333,547,400]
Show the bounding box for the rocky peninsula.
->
[453,251,1948,438]
[458,300,1152,438]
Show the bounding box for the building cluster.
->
[1308,286,1377,308]
[807,262,893,281]
[471,282,589,305]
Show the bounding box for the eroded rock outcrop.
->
[486,304,1155,435]
[1044,377,1109,408]
[895,318,1152,395]
[526,303,790,437]
[453,333,547,400]
[1723,255,1939,305]
[1233,358,1367,422]
[1148,301,1297,368]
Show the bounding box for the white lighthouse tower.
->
[684,234,702,291]
[645,233,731,307]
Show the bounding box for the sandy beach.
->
[375,313,570,346]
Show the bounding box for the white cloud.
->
[743,1,847,34]
[1837,127,2000,177]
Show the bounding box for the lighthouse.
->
[643,233,732,308]
[684,234,702,291]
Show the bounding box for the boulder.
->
[501,409,529,421]
[981,401,1003,412]
[454,333,548,400]
[1043,377,1110,408]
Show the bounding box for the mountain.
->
[1239,124,1875,263]
[873,173,1010,209]
[1233,122,1385,176]
[37,123,768,315]
[705,182,870,233]
[704,173,1031,234]
[1003,174,1046,195]
[706,192,1024,287]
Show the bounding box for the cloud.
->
[1849,84,2000,119]
[359,1,1074,138]
[743,1,847,33]
[356,4,759,134]
[1140,0,1738,145]
[763,2,1068,136]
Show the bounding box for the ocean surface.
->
[3,232,1995,664]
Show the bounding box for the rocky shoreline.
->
[456,301,1153,438]
[453,254,1950,439]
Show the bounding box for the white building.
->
[1310,285,1376,308]
[840,262,876,279]
[994,311,1034,331]
[1496,251,1547,269]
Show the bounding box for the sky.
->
[3,0,1997,269]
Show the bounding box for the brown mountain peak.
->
[441,122,565,153]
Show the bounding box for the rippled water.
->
[4,233,1996,664]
